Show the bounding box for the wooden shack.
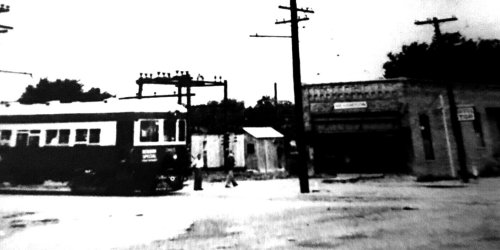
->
[243,127,285,173]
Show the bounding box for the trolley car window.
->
[76,129,88,142]
[140,120,159,142]
[178,119,186,142]
[89,129,101,143]
[16,131,29,148]
[28,130,40,147]
[59,129,70,144]
[164,119,176,142]
[0,130,11,146]
[46,130,58,145]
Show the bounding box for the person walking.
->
[192,153,204,191]
[225,151,238,188]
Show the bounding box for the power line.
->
[249,33,291,38]
[0,69,32,77]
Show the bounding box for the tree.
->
[18,78,113,104]
[383,32,500,83]
[244,96,295,136]
[190,99,245,134]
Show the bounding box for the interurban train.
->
[0,97,189,195]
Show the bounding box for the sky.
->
[1,0,499,106]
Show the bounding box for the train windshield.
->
[138,118,186,144]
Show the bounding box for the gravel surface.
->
[0,177,499,249]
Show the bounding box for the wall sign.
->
[334,101,368,110]
[457,107,475,121]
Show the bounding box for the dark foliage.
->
[244,96,295,137]
[18,78,113,104]
[190,96,295,137]
[383,32,500,83]
[190,99,245,134]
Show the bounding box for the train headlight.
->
[173,154,178,160]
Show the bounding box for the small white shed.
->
[243,127,285,173]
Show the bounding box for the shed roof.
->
[243,127,284,139]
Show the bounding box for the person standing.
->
[192,153,204,191]
[225,151,238,188]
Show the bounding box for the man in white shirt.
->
[192,153,204,191]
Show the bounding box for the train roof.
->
[0,97,187,117]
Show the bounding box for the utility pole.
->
[415,16,457,42]
[275,0,314,193]
[274,82,278,106]
[415,16,469,183]
[135,71,229,165]
[0,4,13,34]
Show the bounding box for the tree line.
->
[13,31,500,137]
[15,78,297,138]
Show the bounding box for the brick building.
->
[302,78,500,177]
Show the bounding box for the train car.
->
[0,98,189,195]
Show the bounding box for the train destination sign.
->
[142,149,158,162]
[334,101,368,110]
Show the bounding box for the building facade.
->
[303,78,500,177]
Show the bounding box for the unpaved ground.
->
[0,177,499,249]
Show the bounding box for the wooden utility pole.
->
[415,16,469,183]
[415,16,457,41]
[276,0,314,193]
[274,82,278,105]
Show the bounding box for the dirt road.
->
[1,177,499,249]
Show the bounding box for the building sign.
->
[457,107,475,121]
[334,101,368,110]
[142,148,157,162]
